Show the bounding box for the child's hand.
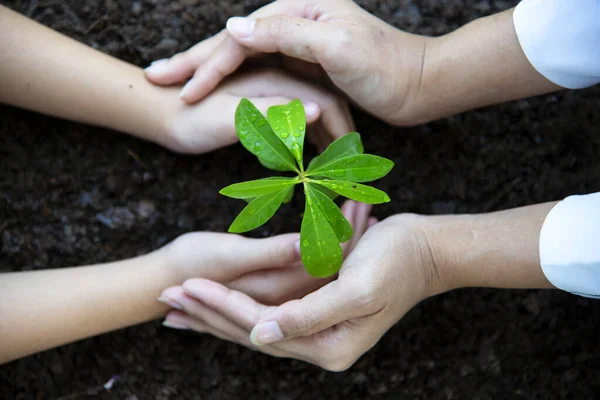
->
[157,201,378,331]
[159,68,354,154]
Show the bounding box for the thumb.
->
[249,279,365,346]
[227,15,345,65]
[231,233,301,271]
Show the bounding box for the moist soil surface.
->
[1,1,599,399]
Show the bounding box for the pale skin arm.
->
[0,253,174,365]
[0,5,177,146]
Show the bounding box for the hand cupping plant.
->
[220,99,394,277]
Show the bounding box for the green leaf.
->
[312,180,391,204]
[220,177,298,199]
[307,154,394,182]
[236,98,297,172]
[258,157,292,172]
[307,132,364,172]
[283,185,294,204]
[306,183,352,242]
[312,182,339,201]
[228,187,289,233]
[267,99,306,169]
[300,185,343,277]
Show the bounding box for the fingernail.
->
[162,320,188,330]
[179,78,196,100]
[303,102,319,118]
[250,321,284,346]
[144,58,168,74]
[157,297,183,310]
[227,17,256,39]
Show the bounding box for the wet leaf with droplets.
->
[307,132,364,172]
[312,180,391,204]
[220,177,298,199]
[300,184,343,277]
[235,98,297,172]
[306,183,352,242]
[307,154,394,182]
[267,100,306,169]
[228,187,290,233]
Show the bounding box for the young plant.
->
[220,99,394,277]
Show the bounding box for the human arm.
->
[158,198,595,370]
[0,200,373,364]
[0,5,353,153]
[146,0,600,125]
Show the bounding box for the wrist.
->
[420,203,557,293]
[387,30,433,126]
[407,9,559,124]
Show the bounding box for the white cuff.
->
[539,193,600,298]
[513,0,600,89]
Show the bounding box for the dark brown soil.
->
[2,1,599,399]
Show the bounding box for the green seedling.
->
[220,98,394,277]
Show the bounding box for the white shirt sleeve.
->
[539,193,600,298]
[513,0,600,89]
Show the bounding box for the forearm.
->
[409,8,561,124]
[424,202,558,293]
[0,251,178,364]
[0,6,178,145]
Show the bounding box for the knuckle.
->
[265,16,289,40]
[282,302,321,335]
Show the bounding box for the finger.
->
[180,37,252,103]
[249,278,370,346]
[340,200,357,257]
[145,31,227,85]
[164,311,311,362]
[229,233,305,271]
[178,278,369,368]
[165,289,261,349]
[368,217,378,228]
[182,279,272,332]
[227,16,343,65]
[164,310,256,350]
[174,0,311,102]
[349,203,372,250]
[306,123,329,153]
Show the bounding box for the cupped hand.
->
[161,68,354,154]
[160,214,444,370]
[158,201,377,329]
[145,0,430,126]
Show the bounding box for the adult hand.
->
[161,68,354,154]
[145,0,429,126]
[158,202,557,370]
[159,214,439,369]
